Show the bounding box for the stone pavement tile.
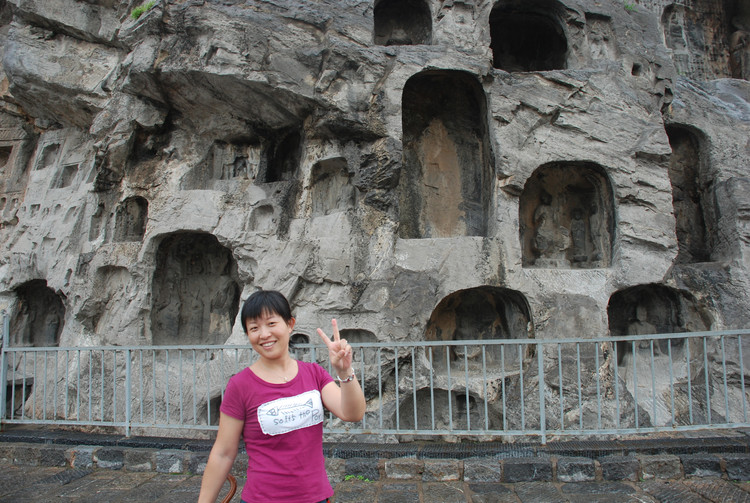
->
[468,483,520,503]
[156,478,241,503]
[107,474,193,503]
[378,481,421,503]
[560,481,654,503]
[641,481,712,503]
[0,468,73,503]
[422,481,468,502]
[333,479,378,503]
[513,482,567,503]
[161,474,203,493]
[0,465,65,496]
[560,481,636,495]
[683,479,750,503]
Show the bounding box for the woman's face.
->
[245,310,295,360]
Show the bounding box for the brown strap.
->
[221,474,237,503]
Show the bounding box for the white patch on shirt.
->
[257,389,325,436]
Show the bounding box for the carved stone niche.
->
[666,125,710,263]
[607,283,714,426]
[181,141,262,190]
[310,157,354,217]
[150,232,241,346]
[374,0,432,46]
[10,279,66,347]
[0,145,11,170]
[489,0,568,71]
[608,284,710,363]
[425,286,533,374]
[114,196,148,242]
[520,161,614,269]
[35,143,60,171]
[400,70,492,239]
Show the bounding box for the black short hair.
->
[240,290,293,334]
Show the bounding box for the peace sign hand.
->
[317,319,353,378]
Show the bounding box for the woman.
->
[198,290,366,503]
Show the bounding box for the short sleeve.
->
[219,373,247,421]
[313,363,335,390]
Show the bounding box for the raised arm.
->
[317,319,366,422]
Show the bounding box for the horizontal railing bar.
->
[1,330,750,352]
[3,329,749,353]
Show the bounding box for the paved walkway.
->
[2,462,750,502]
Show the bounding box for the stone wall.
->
[0,0,749,432]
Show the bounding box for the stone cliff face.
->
[0,0,749,432]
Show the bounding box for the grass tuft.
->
[131,1,157,20]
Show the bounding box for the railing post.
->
[538,340,546,444]
[125,349,131,437]
[1,311,9,424]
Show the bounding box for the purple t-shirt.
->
[220,361,334,503]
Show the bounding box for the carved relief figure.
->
[570,207,588,263]
[730,8,750,80]
[533,190,570,266]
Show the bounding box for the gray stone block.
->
[640,454,681,480]
[385,458,424,480]
[557,456,596,482]
[67,446,96,469]
[463,457,502,482]
[723,453,750,481]
[94,447,124,469]
[680,454,722,478]
[155,449,188,473]
[124,448,155,472]
[502,457,553,482]
[344,457,380,481]
[11,444,67,467]
[423,459,461,481]
[187,452,209,474]
[326,457,346,484]
[599,455,639,481]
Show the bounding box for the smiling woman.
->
[198,290,366,503]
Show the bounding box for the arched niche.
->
[489,0,568,71]
[35,143,60,171]
[151,232,241,345]
[607,283,711,363]
[181,141,261,189]
[400,70,492,239]
[264,130,302,183]
[520,161,614,269]
[374,0,432,46]
[397,388,503,432]
[0,145,12,169]
[114,196,148,242]
[607,283,713,426]
[666,125,710,263]
[10,279,65,347]
[425,286,532,372]
[340,328,379,365]
[311,157,354,216]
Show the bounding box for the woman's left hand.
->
[317,319,353,378]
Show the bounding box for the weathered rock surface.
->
[0,0,748,434]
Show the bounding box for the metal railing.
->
[2,313,749,443]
